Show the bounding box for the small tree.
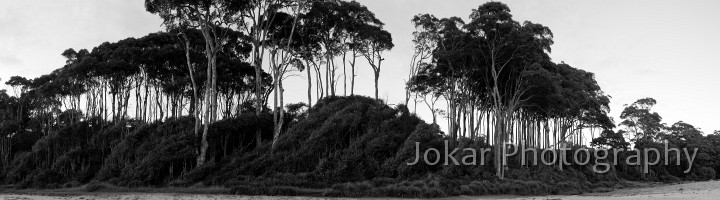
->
[619,97,665,179]
[620,98,664,142]
[358,26,393,100]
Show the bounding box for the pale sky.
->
[1,0,719,133]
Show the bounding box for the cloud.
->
[0,54,22,66]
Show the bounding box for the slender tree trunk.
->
[273,78,285,150]
[253,35,264,149]
[374,71,379,100]
[350,50,356,96]
[271,52,280,150]
[198,25,218,166]
[330,59,336,96]
[306,60,312,106]
[315,64,323,100]
[182,34,201,151]
[343,52,347,96]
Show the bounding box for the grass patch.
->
[85,181,109,192]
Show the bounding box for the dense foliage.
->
[2,95,719,197]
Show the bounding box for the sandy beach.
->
[1,181,719,200]
[502,180,720,200]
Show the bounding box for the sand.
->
[495,180,720,200]
[2,181,720,200]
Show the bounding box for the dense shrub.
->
[85,180,107,192]
[3,120,125,185]
[97,115,272,186]
[95,118,195,185]
[692,166,716,181]
[4,96,719,198]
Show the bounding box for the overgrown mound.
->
[209,96,437,185]
[192,96,623,198]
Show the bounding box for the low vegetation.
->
[1,96,718,197]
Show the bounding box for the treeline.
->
[1,0,394,167]
[405,2,615,178]
[401,2,719,182]
[1,1,719,197]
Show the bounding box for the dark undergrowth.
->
[1,96,716,198]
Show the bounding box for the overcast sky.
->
[1,0,719,133]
